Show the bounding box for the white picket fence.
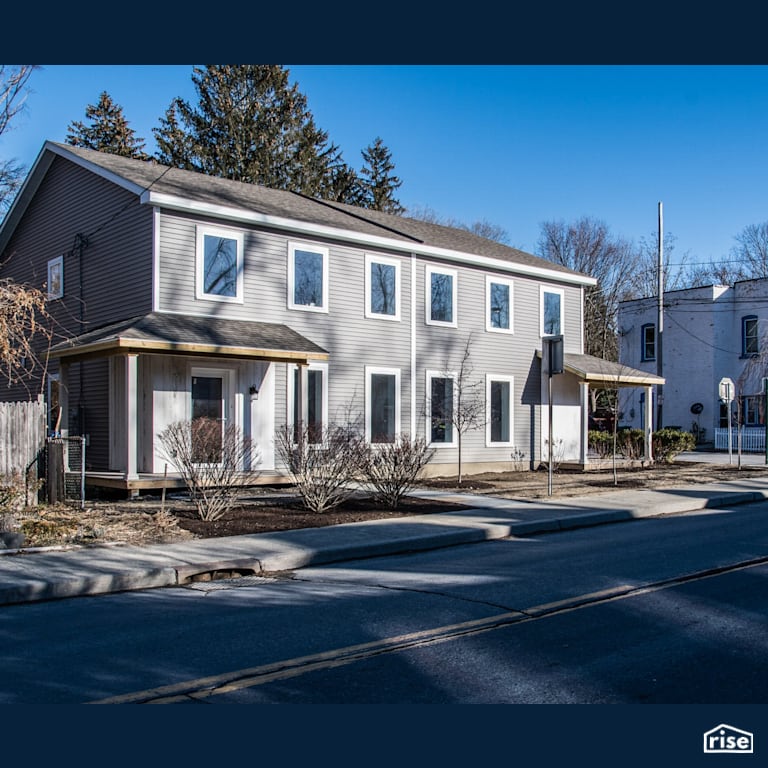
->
[714,427,766,453]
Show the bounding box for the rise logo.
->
[703,724,754,754]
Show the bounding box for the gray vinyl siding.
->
[0,157,153,412]
[157,211,414,439]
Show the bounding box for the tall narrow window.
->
[641,323,656,361]
[191,374,223,463]
[196,226,243,302]
[486,375,513,446]
[366,367,400,443]
[288,242,329,312]
[486,276,513,333]
[540,286,564,336]
[426,266,457,327]
[47,255,63,299]
[427,371,456,446]
[743,315,759,356]
[289,363,328,444]
[365,254,401,320]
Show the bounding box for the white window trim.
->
[288,241,330,313]
[540,285,565,337]
[195,225,244,304]
[426,369,458,448]
[486,374,514,447]
[47,255,64,299]
[365,253,401,321]
[365,366,401,443]
[425,265,458,328]
[486,275,514,334]
[286,361,329,440]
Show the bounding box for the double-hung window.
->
[426,266,457,327]
[288,362,328,444]
[426,371,456,446]
[365,254,401,320]
[196,226,243,302]
[540,286,564,336]
[486,276,514,333]
[486,375,514,446]
[641,324,656,361]
[288,242,329,312]
[742,315,759,357]
[366,367,400,443]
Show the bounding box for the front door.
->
[191,372,225,463]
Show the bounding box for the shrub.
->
[359,434,434,509]
[275,422,364,514]
[652,428,695,463]
[158,417,258,521]
[617,428,645,459]
[588,430,612,458]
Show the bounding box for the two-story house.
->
[0,142,661,493]
[619,279,768,448]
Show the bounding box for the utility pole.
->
[656,202,664,430]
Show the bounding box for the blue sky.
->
[3,64,768,269]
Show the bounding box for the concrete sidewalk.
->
[2,474,768,607]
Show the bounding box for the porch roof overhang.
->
[48,312,329,365]
[537,351,665,387]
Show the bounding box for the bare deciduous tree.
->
[158,417,257,521]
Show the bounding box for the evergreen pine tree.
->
[66,91,149,160]
[359,137,404,214]
[153,65,352,198]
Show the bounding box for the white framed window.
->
[486,374,514,446]
[540,285,564,337]
[195,225,243,303]
[426,370,457,447]
[426,265,457,327]
[365,366,400,443]
[287,362,328,444]
[365,254,401,321]
[47,255,63,299]
[288,241,329,313]
[486,275,514,333]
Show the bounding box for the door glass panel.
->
[192,375,223,462]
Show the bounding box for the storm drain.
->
[175,559,262,584]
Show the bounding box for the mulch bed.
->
[172,494,471,539]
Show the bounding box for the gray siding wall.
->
[158,210,584,470]
[0,157,153,448]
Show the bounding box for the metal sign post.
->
[719,377,735,465]
[546,336,564,497]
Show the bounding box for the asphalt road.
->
[2,501,767,704]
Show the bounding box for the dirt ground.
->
[9,461,768,549]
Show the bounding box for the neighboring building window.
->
[641,323,656,361]
[486,375,514,446]
[426,371,456,446]
[366,366,400,443]
[288,363,328,444]
[365,254,401,321]
[195,226,243,302]
[288,242,329,312]
[741,395,763,426]
[540,286,564,336]
[486,276,514,333]
[47,255,63,299]
[742,315,759,356]
[426,265,457,327]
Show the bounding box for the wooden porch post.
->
[644,385,654,462]
[125,353,139,481]
[59,362,70,437]
[580,381,590,467]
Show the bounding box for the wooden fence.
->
[0,397,46,503]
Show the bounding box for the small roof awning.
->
[49,312,329,365]
[537,351,665,386]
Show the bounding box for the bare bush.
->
[359,434,434,509]
[275,422,364,514]
[158,417,258,521]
